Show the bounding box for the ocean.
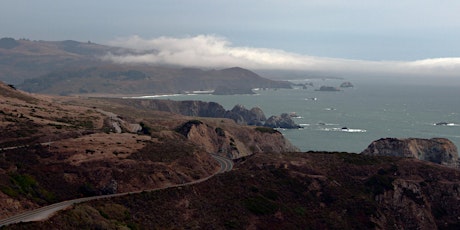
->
[138,80,460,153]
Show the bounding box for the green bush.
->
[3,173,55,202]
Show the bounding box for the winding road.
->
[0,154,233,227]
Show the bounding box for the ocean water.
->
[140,81,460,153]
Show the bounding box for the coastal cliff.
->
[175,120,299,159]
[112,98,300,128]
[361,138,459,169]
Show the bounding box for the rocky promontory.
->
[315,86,341,92]
[174,120,299,159]
[114,99,301,129]
[264,113,302,129]
[361,138,459,169]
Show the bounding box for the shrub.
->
[174,120,203,136]
[365,174,394,195]
[4,173,55,202]
[243,195,278,215]
[139,122,151,135]
[215,127,225,137]
[255,127,279,134]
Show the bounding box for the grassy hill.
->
[1,38,292,95]
[0,38,123,85]
[18,65,291,96]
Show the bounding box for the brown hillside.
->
[0,39,120,84]
[0,81,296,219]
[18,65,291,96]
[10,151,460,229]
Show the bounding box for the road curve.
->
[0,154,233,227]
[211,154,234,173]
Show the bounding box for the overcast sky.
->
[2,0,460,78]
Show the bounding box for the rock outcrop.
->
[316,86,341,91]
[264,113,301,129]
[361,138,459,169]
[340,81,354,88]
[122,99,301,129]
[227,105,266,126]
[174,120,299,159]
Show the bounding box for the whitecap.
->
[341,128,367,133]
[317,123,340,126]
[124,94,182,99]
[433,122,460,127]
[319,127,367,133]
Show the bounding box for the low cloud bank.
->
[103,35,460,78]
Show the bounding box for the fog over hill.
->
[1,38,293,95]
[105,35,460,83]
[2,36,460,89]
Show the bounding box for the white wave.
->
[319,127,367,133]
[123,94,182,99]
[433,122,460,127]
[299,123,310,127]
[317,122,340,126]
[342,128,367,133]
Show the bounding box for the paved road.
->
[211,154,234,173]
[0,155,233,227]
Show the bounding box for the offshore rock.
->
[361,138,459,169]
[340,81,354,88]
[316,86,341,91]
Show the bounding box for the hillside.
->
[0,38,292,95]
[0,81,296,219]
[18,65,291,96]
[8,152,460,229]
[2,83,460,229]
[0,38,124,84]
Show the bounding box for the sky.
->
[2,0,460,78]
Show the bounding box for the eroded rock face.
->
[126,99,303,128]
[362,138,459,168]
[175,120,299,159]
[227,105,266,126]
[264,113,301,129]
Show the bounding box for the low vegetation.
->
[254,126,280,134]
[11,152,460,229]
[1,81,459,229]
